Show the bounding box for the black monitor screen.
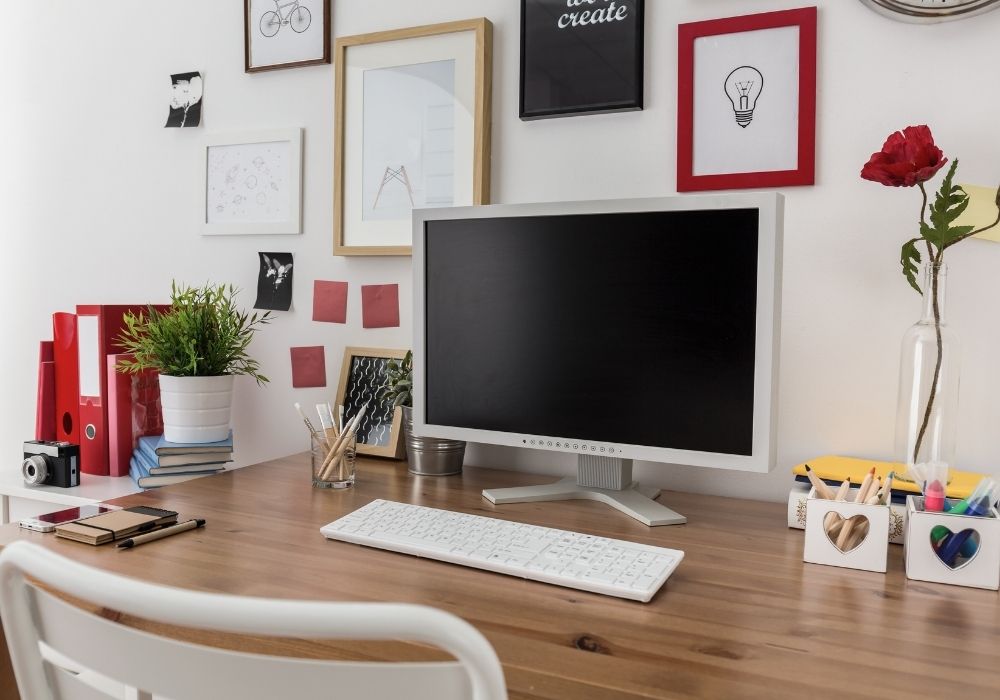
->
[424,209,759,456]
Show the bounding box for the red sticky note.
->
[290,346,326,388]
[361,284,400,329]
[313,280,348,324]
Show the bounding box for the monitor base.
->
[482,477,687,527]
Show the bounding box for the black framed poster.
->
[520,0,644,120]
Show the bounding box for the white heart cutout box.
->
[803,487,890,573]
[904,495,1000,591]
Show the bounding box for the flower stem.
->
[912,260,944,463]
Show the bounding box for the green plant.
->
[117,282,272,385]
[382,351,413,408]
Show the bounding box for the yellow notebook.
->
[792,455,987,499]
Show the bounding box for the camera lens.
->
[22,455,49,486]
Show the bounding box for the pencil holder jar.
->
[904,496,1000,590]
[803,488,890,573]
[311,433,356,489]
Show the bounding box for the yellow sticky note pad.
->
[957,183,1000,242]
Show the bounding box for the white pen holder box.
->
[904,496,1000,590]
[803,488,890,573]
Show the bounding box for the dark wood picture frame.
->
[244,0,332,73]
[335,347,407,459]
[677,7,817,192]
[520,0,645,120]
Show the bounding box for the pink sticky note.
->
[313,280,348,324]
[290,346,326,388]
[361,284,400,329]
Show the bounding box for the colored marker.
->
[924,480,946,512]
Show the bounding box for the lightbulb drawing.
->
[724,66,764,128]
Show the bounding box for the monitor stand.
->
[481,455,686,527]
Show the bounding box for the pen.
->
[117,519,206,549]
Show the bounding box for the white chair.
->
[0,541,507,700]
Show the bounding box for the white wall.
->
[3,1,1000,503]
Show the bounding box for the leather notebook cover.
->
[56,506,178,545]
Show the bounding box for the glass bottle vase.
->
[894,263,961,477]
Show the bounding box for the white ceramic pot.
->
[158,375,234,444]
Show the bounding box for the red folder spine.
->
[107,354,162,478]
[52,313,80,444]
[77,305,168,476]
[107,354,132,477]
[35,341,56,441]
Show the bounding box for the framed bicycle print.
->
[244,0,331,73]
[677,7,816,192]
[334,19,493,256]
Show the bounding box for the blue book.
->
[138,436,232,469]
[130,455,221,488]
[154,431,233,456]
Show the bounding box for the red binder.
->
[35,341,56,441]
[107,353,163,477]
[52,313,80,444]
[76,305,166,476]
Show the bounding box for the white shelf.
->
[0,468,141,507]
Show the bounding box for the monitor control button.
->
[573,444,579,449]
[600,447,605,453]
[547,441,553,447]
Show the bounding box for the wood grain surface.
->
[1,455,997,699]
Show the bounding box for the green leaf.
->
[921,160,975,251]
[901,238,923,295]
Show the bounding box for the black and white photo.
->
[254,252,294,311]
[165,72,203,128]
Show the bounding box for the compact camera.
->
[22,441,80,488]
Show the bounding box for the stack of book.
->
[129,431,234,488]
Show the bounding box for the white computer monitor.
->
[412,194,783,525]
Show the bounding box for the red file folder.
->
[52,313,80,444]
[76,305,166,476]
[107,353,163,477]
[35,341,56,441]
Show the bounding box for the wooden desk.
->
[1,455,997,699]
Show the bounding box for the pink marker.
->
[924,480,946,512]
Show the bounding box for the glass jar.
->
[894,263,960,477]
[311,432,357,489]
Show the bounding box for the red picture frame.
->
[677,7,817,193]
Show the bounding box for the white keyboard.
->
[320,499,683,602]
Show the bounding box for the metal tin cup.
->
[311,433,356,489]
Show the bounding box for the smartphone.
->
[19,504,122,533]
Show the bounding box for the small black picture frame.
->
[520,0,645,120]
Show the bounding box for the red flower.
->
[861,125,948,187]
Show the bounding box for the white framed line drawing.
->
[202,128,303,236]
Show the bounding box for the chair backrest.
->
[0,541,507,700]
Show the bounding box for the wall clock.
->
[859,0,1000,22]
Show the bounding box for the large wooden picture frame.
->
[334,19,493,256]
[677,7,816,192]
[335,347,407,459]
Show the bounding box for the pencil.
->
[855,467,876,504]
[880,472,895,505]
[805,465,836,500]
[836,468,877,550]
[824,478,851,536]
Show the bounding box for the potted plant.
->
[383,351,466,476]
[117,282,272,444]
